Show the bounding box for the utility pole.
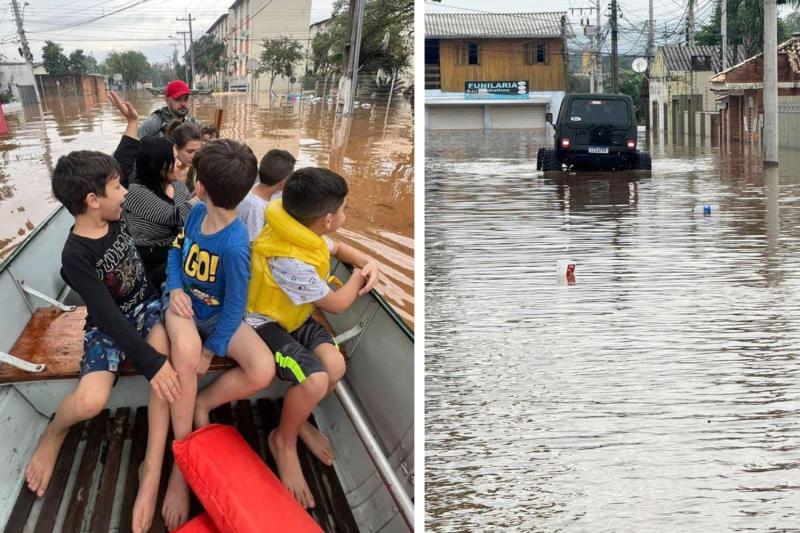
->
[596,0,603,93]
[687,0,695,45]
[721,0,727,70]
[177,15,196,89]
[177,31,189,83]
[574,7,598,92]
[610,0,619,93]
[646,0,654,130]
[561,14,569,91]
[11,0,42,108]
[764,0,779,166]
[336,0,365,116]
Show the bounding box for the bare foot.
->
[298,422,334,466]
[268,429,315,509]
[132,461,160,533]
[193,398,211,429]
[25,423,68,497]
[161,466,190,531]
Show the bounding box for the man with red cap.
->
[138,80,201,138]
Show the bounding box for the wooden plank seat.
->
[3,400,360,532]
[0,307,238,383]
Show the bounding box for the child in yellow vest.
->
[246,167,379,509]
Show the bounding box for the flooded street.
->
[0,91,413,325]
[425,130,800,530]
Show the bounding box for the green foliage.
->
[42,41,70,75]
[190,34,227,78]
[696,1,795,57]
[258,37,304,91]
[619,68,644,123]
[43,42,99,74]
[105,50,151,88]
[150,62,178,86]
[67,49,90,74]
[313,0,413,76]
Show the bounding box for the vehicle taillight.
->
[627,140,636,149]
[561,138,571,148]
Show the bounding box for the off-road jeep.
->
[537,93,651,171]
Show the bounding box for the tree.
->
[42,41,70,75]
[312,0,413,78]
[258,37,304,95]
[68,49,90,74]
[190,34,227,82]
[105,50,151,88]
[150,61,178,86]
[695,0,793,57]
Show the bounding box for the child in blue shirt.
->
[160,139,275,531]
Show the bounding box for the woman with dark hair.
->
[115,117,192,290]
[167,121,204,193]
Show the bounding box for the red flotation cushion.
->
[172,424,323,533]
[174,512,220,533]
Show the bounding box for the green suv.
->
[537,93,651,171]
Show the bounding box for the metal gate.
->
[778,96,800,148]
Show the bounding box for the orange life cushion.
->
[172,424,322,533]
[174,512,220,533]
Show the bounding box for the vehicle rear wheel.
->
[541,148,562,172]
[632,151,652,170]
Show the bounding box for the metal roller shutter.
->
[428,105,484,130]
[489,104,546,129]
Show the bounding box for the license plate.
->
[588,146,609,154]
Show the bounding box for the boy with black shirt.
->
[24,145,180,533]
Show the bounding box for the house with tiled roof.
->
[709,35,800,146]
[648,44,744,137]
[425,12,571,130]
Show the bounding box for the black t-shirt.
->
[60,220,165,380]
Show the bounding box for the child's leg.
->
[254,322,329,508]
[295,342,345,467]
[292,320,346,466]
[194,322,275,427]
[25,371,114,496]
[161,308,202,532]
[132,322,171,533]
[269,371,328,509]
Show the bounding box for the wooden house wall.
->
[438,38,566,92]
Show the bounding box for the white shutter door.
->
[489,104,546,129]
[428,106,484,130]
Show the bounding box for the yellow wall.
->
[438,38,566,92]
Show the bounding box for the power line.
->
[28,0,152,33]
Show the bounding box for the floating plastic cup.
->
[693,204,719,215]
[556,259,576,278]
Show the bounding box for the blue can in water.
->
[693,204,719,215]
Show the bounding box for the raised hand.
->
[108,90,139,122]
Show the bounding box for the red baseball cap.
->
[165,80,191,99]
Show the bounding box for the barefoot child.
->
[161,139,275,530]
[25,144,181,533]
[246,167,380,508]
[237,149,296,241]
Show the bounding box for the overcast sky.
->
[426,0,796,56]
[0,0,334,64]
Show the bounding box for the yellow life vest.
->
[247,199,332,333]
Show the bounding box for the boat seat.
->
[0,306,237,383]
[0,307,342,383]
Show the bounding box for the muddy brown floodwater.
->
[0,91,413,327]
[426,129,800,531]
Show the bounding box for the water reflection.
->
[0,91,413,326]
[426,129,800,530]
